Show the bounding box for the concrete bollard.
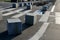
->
[19,3,22,7]
[7,19,22,35]
[25,13,37,25]
[30,3,32,10]
[26,2,32,10]
[12,3,19,8]
[24,3,27,6]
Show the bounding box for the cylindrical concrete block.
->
[7,19,22,35]
[25,13,37,25]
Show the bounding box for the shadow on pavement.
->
[0,23,32,40]
[22,23,33,31]
[0,31,20,40]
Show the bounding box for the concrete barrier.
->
[12,3,19,8]
[25,13,37,25]
[7,19,22,35]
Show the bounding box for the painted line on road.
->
[0,6,12,10]
[51,5,55,12]
[2,9,24,16]
[11,10,32,18]
[29,22,49,40]
[1,8,16,12]
[55,12,60,24]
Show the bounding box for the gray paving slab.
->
[39,23,60,40]
[47,16,55,23]
[50,12,55,15]
[54,0,60,12]
[29,6,42,13]
[39,0,60,39]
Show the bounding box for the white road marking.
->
[39,11,50,22]
[2,9,24,16]
[55,12,60,24]
[29,23,49,40]
[0,6,12,10]
[51,5,55,12]
[1,8,15,12]
[11,10,32,18]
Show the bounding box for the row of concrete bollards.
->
[7,13,37,35]
[12,2,32,10]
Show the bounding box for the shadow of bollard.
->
[22,23,33,31]
[0,30,21,40]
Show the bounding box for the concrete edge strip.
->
[39,4,55,22]
[51,5,55,12]
[11,10,32,18]
[33,10,43,15]
[2,9,24,16]
[28,22,49,40]
[55,12,60,17]
[39,11,50,22]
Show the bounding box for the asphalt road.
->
[0,2,54,40]
[0,4,43,40]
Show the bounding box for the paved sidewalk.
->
[39,23,60,40]
[39,0,60,39]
